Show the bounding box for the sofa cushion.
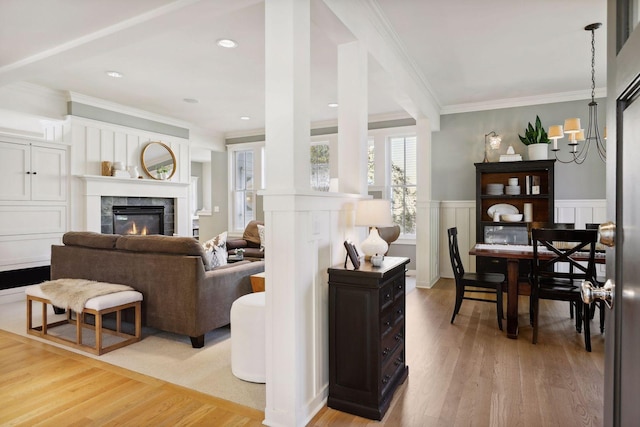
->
[63,231,119,249]
[242,220,264,245]
[115,235,207,266]
[202,231,228,270]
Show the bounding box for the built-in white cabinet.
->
[0,140,66,201]
[0,136,68,271]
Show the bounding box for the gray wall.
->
[432,99,607,200]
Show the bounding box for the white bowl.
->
[501,213,523,222]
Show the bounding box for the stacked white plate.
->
[486,183,504,195]
[505,185,520,195]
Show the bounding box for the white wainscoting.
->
[439,199,607,278]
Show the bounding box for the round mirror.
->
[141,141,176,180]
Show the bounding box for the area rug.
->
[0,299,266,411]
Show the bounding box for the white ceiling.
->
[0,0,607,139]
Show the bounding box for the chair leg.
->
[575,301,583,333]
[569,301,574,319]
[450,283,464,324]
[496,285,503,331]
[532,296,539,344]
[583,302,592,352]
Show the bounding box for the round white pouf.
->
[230,292,265,383]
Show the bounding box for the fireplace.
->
[113,205,164,235]
[101,197,175,235]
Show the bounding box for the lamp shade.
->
[563,118,581,134]
[548,125,564,139]
[355,199,393,227]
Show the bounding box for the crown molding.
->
[441,88,607,115]
[66,92,192,129]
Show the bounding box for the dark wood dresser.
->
[327,256,409,420]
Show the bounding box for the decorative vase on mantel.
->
[527,143,549,161]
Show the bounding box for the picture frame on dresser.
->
[343,240,360,269]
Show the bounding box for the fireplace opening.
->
[113,205,165,235]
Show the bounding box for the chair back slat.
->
[532,228,598,285]
[447,227,465,279]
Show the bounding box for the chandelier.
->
[548,23,606,164]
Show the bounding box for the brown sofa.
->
[226,220,264,261]
[50,231,265,348]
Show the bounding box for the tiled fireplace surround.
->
[101,197,174,235]
[80,176,190,236]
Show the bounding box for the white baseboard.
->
[0,286,27,305]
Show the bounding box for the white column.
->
[265,0,310,192]
[415,117,436,287]
[337,41,368,195]
[263,1,321,426]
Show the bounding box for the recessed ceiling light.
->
[183,98,199,104]
[105,70,124,78]
[217,39,238,48]
[240,116,250,120]
[328,102,338,108]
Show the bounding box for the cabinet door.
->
[0,141,30,201]
[31,144,66,201]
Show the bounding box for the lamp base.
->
[361,227,389,259]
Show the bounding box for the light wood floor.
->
[0,278,604,426]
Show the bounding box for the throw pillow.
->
[202,231,228,269]
[257,224,265,252]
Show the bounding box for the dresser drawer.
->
[381,347,405,397]
[380,323,403,365]
[380,301,405,337]
[379,282,394,311]
[392,274,405,301]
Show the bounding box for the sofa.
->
[226,220,264,261]
[50,231,265,348]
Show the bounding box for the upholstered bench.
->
[230,292,265,383]
[25,280,143,355]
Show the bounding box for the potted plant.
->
[518,115,550,160]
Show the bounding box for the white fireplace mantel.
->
[78,175,191,236]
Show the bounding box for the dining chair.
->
[447,227,505,330]
[526,222,575,324]
[531,228,598,351]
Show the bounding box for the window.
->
[390,136,417,236]
[367,139,375,185]
[233,149,255,231]
[310,143,330,191]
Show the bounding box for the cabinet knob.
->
[32,171,37,175]
[385,320,391,326]
[395,333,402,341]
[385,293,391,300]
[26,171,31,174]
[396,308,403,315]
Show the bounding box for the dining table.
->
[469,243,606,339]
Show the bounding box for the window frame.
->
[227,141,265,234]
[387,133,417,239]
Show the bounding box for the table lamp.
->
[355,199,394,259]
